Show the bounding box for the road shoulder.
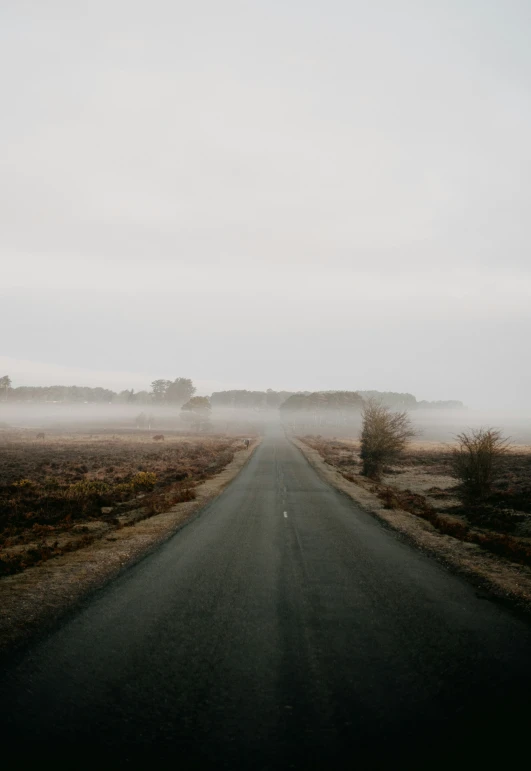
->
[0,440,260,655]
[291,437,531,614]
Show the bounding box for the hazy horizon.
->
[1,354,469,403]
[2,1,530,409]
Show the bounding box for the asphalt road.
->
[2,429,531,768]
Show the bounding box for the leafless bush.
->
[360,399,416,481]
[451,427,511,502]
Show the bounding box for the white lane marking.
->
[283,512,288,518]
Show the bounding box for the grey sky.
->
[1,1,530,406]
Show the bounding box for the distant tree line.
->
[280,391,365,432]
[5,385,118,403]
[210,389,298,410]
[0,376,196,406]
[416,400,465,409]
[358,391,464,410]
[0,374,464,411]
[357,391,418,409]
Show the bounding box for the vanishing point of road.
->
[2,427,531,768]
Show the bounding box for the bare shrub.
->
[360,399,416,481]
[451,428,511,502]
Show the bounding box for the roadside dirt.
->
[292,437,531,614]
[0,440,260,654]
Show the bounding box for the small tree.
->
[0,375,11,401]
[166,378,196,406]
[151,379,172,403]
[181,396,211,431]
[360,399,416,480]
[451,427,510,502]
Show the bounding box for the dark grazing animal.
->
[152,434,165,442]
[244,438,250,449]
[36,432,45,441]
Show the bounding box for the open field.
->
[0,402,265,436]
[409,410,531,445]
[0,430,245,576]
[281,409,531,444]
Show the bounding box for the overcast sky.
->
[1,1,530,406]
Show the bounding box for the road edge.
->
[291,436,531,617]
[0,438,261,656]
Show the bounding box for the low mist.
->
[2,394,531,447]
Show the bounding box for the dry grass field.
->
[0,429,242,576]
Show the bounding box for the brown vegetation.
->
[0,432,239,576]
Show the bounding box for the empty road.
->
[2,428,531,768]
